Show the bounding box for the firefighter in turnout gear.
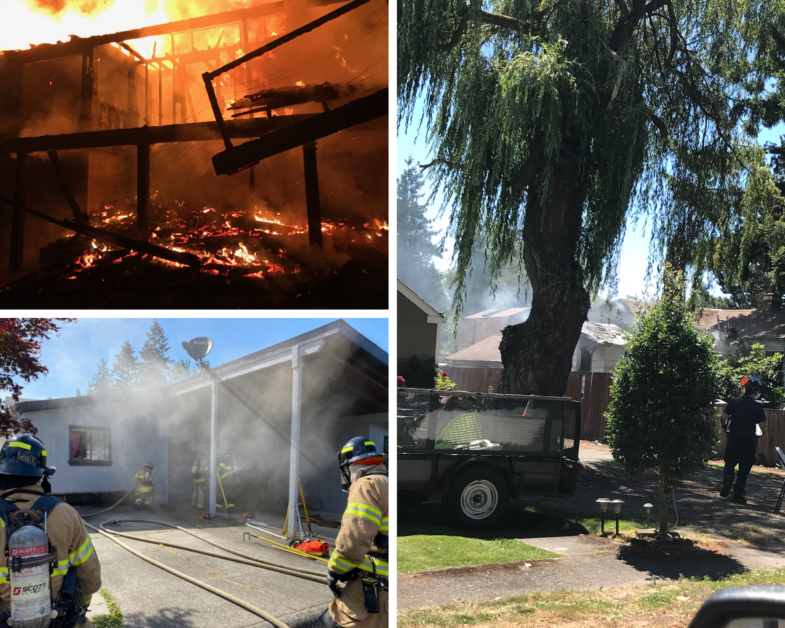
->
[192,447,209,510]
[215,453,238,512]
[133,463,155,511]
[0,434,101,627]
[320,437,388,628]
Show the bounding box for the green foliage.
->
[398,157,448,312]
[435,371,458,390]
[606,269,720,488]
[92,589,123,628]
[400,356,437,389]
[87,322,205,394]
[717,344,785,408]
[399,0,785,317]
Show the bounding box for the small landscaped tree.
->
[606,269,720,536]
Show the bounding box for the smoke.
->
[22,333,387,518]
[0,0,387,285]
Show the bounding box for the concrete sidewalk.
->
[82,506,333,628]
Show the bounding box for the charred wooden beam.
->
[137,140,150,239]
[212,88,387,175]
[1,2,287,65]
[79,49,96,132]
[207,0,373,79]
[47,151,88,224]
[5,115,314,153]
[302,142,323,248]
[202,74,232,150]
[229,83,342,112]
[8,154,26,273]
[0,194,201,268]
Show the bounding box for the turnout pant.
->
[328,578,389,628]
[192,480,207,509]
[723,436,757,494]
[134,488,153,506]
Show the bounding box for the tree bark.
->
[659,468,669,536]
[498,156,591,396]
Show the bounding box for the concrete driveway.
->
[81,505,335,628]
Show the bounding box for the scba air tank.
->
[8,525,52,628]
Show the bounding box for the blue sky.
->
[20,318,388,400]
[398,97,785,300]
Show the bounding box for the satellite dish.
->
[182,337,213,361]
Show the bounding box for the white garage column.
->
[287,346,303,539]
[209,380,217,518]
[287,339,325,539]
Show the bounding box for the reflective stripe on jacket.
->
[328,466,388,578]
[0,484,101,608]
[133,470,155,492]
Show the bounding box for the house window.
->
[68,426,111,466]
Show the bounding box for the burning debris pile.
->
[0,198,388,307]
[0,0,388,308]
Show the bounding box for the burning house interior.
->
[0,0,389,308]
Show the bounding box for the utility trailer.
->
[398,389,581,529]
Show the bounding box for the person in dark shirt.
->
[720,376,767,504]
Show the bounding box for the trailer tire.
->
[445,465,509,530]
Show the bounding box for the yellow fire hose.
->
[84,521,291,628]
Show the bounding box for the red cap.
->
[397,376,406,387]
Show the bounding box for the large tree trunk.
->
[498,156,591,396]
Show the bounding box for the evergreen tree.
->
[110,341,140,391]
[399,0,783,395]
[87,359,113,395]
[606,269,720,535]
[138,320,173,389]
[398,157,448,311]
[168,358,209,383]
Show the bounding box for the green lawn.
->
[398,535,559,573]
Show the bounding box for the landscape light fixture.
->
[610,500,624,535]
[596,498,611,535]
[643,503,653,528]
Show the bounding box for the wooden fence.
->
[445,367,613,441]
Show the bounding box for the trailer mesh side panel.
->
[398,390,568,455]
[562,403,579,460]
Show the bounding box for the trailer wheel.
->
[445,466,509,530]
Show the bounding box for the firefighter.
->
[215,453,238,512]
[320,437,388,628]
[192,447,209,510]
[721,376,767,504]
[133,463,155,511]
[0,434,101,626]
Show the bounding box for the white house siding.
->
[398,291,438,367]
[591,345,626,373]
[16,402,169,503]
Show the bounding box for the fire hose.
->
[95,519,325,581]
[79,489,135,518]
[83,520,290,628]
